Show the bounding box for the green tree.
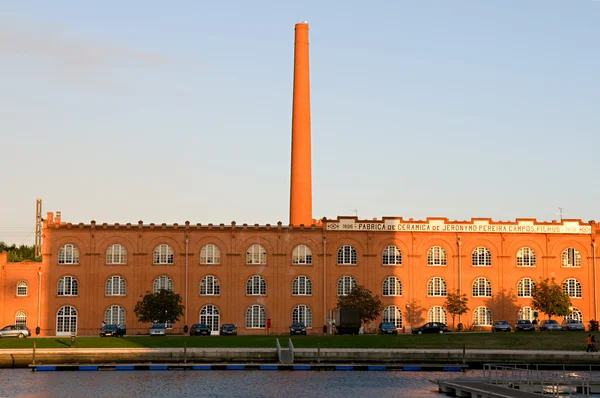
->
[404,299,426,327]
[531,277,571,319]
[0,242,41,262]
[444,289,469,330]
[134,290,185,325]
[337,285,384,325]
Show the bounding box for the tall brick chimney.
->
[289,22,313,226]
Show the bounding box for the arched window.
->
[246,244,267,264]
[566,307,583,322]
[292,276,312,295]
[337,276,357,296]
[105,276,126,296]
[106,244,127,264]
[472,277,492,297]
[563,278,582,298]
[562,248,581,268]
[200,244,221,264]
[382,246,402,265]
[427,277,447,297]
[57,276,78,296]
[382,276,402,296]
[153,244,174,264]
[200,275,220,295]
[518,306,534,321]
[472,247,491,267]
[56,305,77,335]
[246,305,266,328]
[246,275,266,295]
[15,311,27,326]
[104,305,126,325]
[292,305,312,328]
[473,306,492,326]
[337,245,357,265]
[292,245,312,265]
[517,278,535,298]
[516,247,536,267]
[200,305,220,331]
[58,244,79,264]
[427,246,447,266]
[428,306,448,324]
[153,275,173,293]
[383,305,402,328]
[16,281,28,296]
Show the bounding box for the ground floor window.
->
[15,311,27,327]
[428,306,448,324]
[383,305,402,328]
[517,306,534,321]
[292,305,312,328]
[56,305,77,335]
[200,305,220,331]
[473,306,492,326]
[104,305,126,325]
[246,305,266,328]
[566,307,583,322]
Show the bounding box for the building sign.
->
[326,219,592,234]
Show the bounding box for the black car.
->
[378,322,398,335]
[190,323,211,336]
[491,320,511,332]
[220,324,238,336]
[290,322,307,335]
[514,320,535,332]
[411,322,449,334]
[100,324,126,337]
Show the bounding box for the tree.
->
[404,299,426,327]
[0,242,41,262]
[337,285,384,325]
[531,278,571,320]
[484,289,519,322]
[444,289,469,330]
[134,290,185,325]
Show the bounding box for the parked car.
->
[220,324,238,336]
[100,324,126,337]
[290,322,307,335]
[149,324,167,336]
[190,323,211,336]
[412,322,449,334]
[378,322,398,335]
[562,319,585,331]
[539,319,562,331]
[514,320,535,332]
[491,320,511,332]
[0,325,31,338]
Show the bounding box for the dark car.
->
[0,325,31,338]
[190,323,211,336]
[290,322,307,335]
[100,324,126,337]
[411,322,449,334]
[539,319,562,331]
[492,320,511,332]
[220,324,237,336]
[378,322,398,335]
[515,320,535,332]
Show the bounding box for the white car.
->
[149,324,167,336]
[0,325,31,338]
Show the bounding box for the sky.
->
[1,1,599,244]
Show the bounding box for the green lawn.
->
[0,332,591,351]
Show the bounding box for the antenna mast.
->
[556,207,566,222]
[35,198,43,258]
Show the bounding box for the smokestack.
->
[289,21,313,226]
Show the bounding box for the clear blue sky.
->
[1,1,599,244]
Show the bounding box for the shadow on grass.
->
[54,339,71,348]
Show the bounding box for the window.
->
[56,305,77,335]
[246,275,266,295]
[292,305,312,328]
[58,244,79,264]
[427,277,447,297]
[200,275,221,295]
[292,276,312,296]
[246,305,266,328]
[382,246,402,265]
[153,244,174,264]
[383,305,402,328]
[15,311,27,327]
[517,278,535,298]
[382,276,402,296]
[200,305,220,331]
[105,276,126,296]
[562,248,581,268]
[104,305,126,325]
[292,245,312,265]
[200,244,221,265]
[472,277,492,297]
[337,245,357,265]
[563,278,582,298]
[337,276,357,296]
[16,281,28,296]
[106,244,127,264]
[427,246,447,266]
[473,306,492,326]
[153,275,173,293]
[57,276,79,296]
[566,307,583,322]
[246,244,267,264]
[472,247,491,267]
[428,306,448,324]
[516,247,536,267]
[518,306,534,321]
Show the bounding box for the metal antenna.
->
[351,208,359,218]
[557,207,567,222]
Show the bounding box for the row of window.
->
[57,244,585,268]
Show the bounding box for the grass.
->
[0,332,591,351]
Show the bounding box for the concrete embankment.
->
[1,348,599,369]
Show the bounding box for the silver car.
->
[562,319,585,331]
[539,319,562,331]
[149,324,167,336]
[0,325,31,338]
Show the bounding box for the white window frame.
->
[16,281,28,297]
[56,305,78,336]
[427,277,447,297]
[382,246,402,265]
[518,306,534,321]
[57,276,78,296]
[200,305,220,331]
[472,277,492,297]
[566,307,583,322]
[105,275,126,296]
[517,278,535,298]
[104,305,126,325]
[246,275,266,296]
[563,278,582,298]
[106,244,127,265]
[561,248,581,268]
[292,276,312,296]
[153,244,174,264]
[292,245,312,265]
[383,305,402,328]
[472,246,491,267]
[246,305,266,329]
[153,275,173,293]
[427,246,447,266]
[200,244,221,265]
[516,247,536,267]
[428,306,448,324]
[337,245,357,265]
[292,305,313,328]
[58,244,79,264]
[473,306,492,326]
[200,275,221,295]
[337,275,357,296]
[382,276,402,296]
[246,244,267,264]
[15,311,27,327]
